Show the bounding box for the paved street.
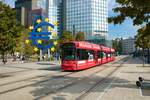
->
[0,56,150,100]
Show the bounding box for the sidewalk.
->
[0,60,61,70]
[99,56,150,100]
[0,58,61,66]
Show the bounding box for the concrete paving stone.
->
[0,56,150,100]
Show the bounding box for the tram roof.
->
[72,41,99,50]
[62,41,115,52]
[101,46,111,52]
[111,48,115,52]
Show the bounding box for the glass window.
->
[98,51,104,58]
[76,49,94,60]
[107,53,111,58]
[76,49,88,60]
[103,52,106,58]
[62,43,76,60]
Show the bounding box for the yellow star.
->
[34,47,39,52]
[45,18,49,22]
[52,31,57,37]
[36,19,41,24]
[29,26,34,30]
[54,41,58,45]
[37,40,42,44]
[53,21,58,26]
[48,26,52,32]
[37,28,42,32]
[25,40,30,44]
[51,47,55,52]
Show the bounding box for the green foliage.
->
[75,32,85,41]
[22,29,35,58]
[109,0,150,26]
[135,25,150,48]
[24,43,35,58]
[0,2,23,63]
[112,38,122,54]
[58,31,74,44]
[109,0,150,48]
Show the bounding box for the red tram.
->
[61,41,115,71]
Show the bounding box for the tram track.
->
[0,71,74,94]
[0,69,31,76]
[0,57,121,88]
[0,57,124,96]
[76,57,128,100]
[36,57,126,99]
[0,65,41,77]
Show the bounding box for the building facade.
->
[122,38,136,55]
[15,0,63,33]
[15,0,47,27]
[46,0,63,33]
[64,0,108,40]
[15,0,108,40]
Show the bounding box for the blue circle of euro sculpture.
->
[28,21,57,50]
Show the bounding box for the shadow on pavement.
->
[141,81,150,96]
[29,74,137,99]
[0,74,12,78]
[39,65,61,71]
[37,62,56,65]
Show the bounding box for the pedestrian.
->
[42,55,45,61]
[22,56,25,63]
[38,56,40,62]
[56,52,59,60]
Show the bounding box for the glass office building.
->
[34,0,63,33]
[65,0,108,40]
[15,0,108,40]
[46,0,63,33]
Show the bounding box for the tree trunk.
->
[142,48,144,67]
[2,52,6,64]
[148,48,150,64]
[40,49,43,61]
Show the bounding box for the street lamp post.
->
[73,25,75,37]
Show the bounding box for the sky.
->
[108,0,137,39]
[3,0,138,40]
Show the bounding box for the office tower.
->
[64,0,108,40]
[122,38,136,55]
[15,0,47,27]
[46,0,63,33]
[15,0,108,40]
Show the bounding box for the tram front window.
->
[62,44,75,60]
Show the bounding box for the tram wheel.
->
[136,81,141,87]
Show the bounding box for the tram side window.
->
[87,50,94,59]
[62,47,75,60]
[112,52,115,56]
[107,53,111,58]
[98,51,104,58]
[76,49,88,60]
[103,52,106,58]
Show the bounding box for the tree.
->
[109,0,150,27]
[75,32,85,41]
[22,29,35,59]
[0,2,23,64]
[58,31,74,44]
[108,0,150,37]
[109,0,150,64]
[112,38,122,55]
[135,27,150,65]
